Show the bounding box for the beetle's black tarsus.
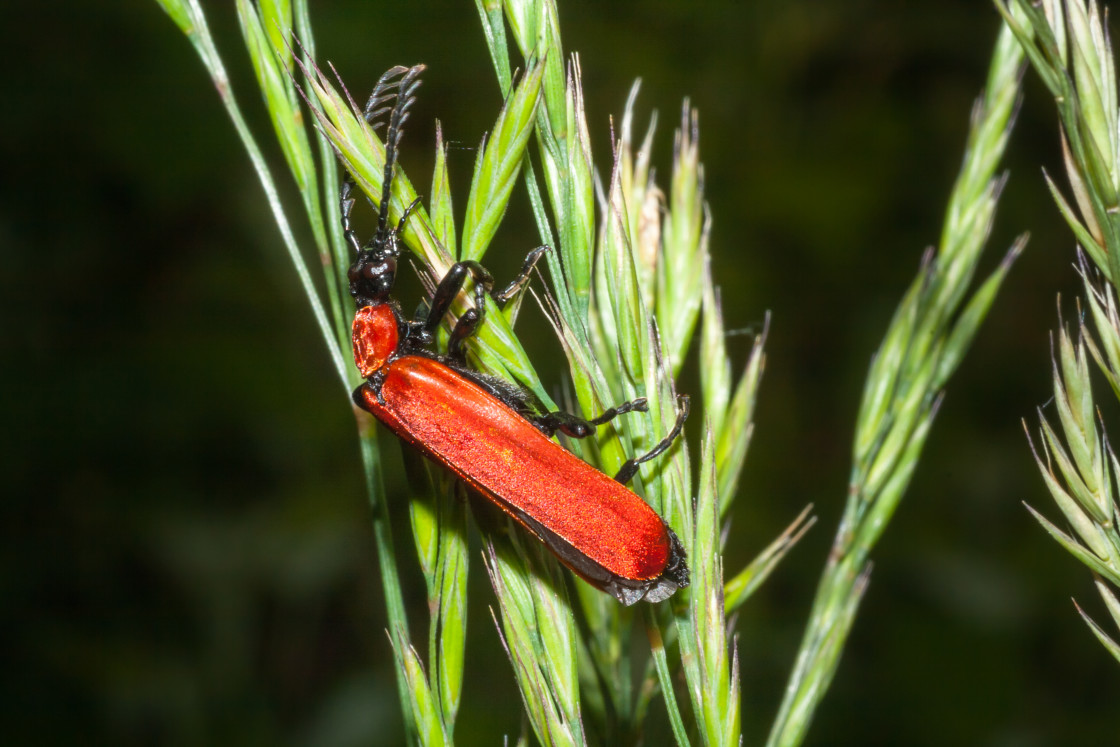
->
[493,245,549,305]
[614,395,690,485]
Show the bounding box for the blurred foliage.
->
[1,0,1117,745]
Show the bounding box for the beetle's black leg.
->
[533,397,649,438]
[422,260,495,337]
[492,245,550,305]
[416,245,550,357]
[340,177,362,255]
[614,396,690,485]
[446,308,483,360]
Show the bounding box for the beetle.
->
[343,65,689,604]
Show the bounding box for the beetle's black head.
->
[348,234,399,309]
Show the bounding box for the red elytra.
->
[352,311,686,602]
[341,64,688,605]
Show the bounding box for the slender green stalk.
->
[235,0,347,347]
[767,19,1026,747]
[152,1,425,740]
[360,428,419,744]
[152,0,348,391]
[998,0,1120,666]
[643,606,691,747]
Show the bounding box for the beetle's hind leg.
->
[614,396,690,485]
[532,397,649,438]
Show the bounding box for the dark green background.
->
[4,0,1116,744]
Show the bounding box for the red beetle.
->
[344,65,689,604]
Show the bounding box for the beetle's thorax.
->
[352,302,400,378]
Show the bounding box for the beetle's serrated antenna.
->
[339,64,426,261]
[376,64,426,244]
[337,66,412,258]
[362,65,409,130]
